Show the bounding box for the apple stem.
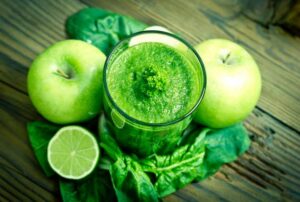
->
[56,68,70,79]
[222,52,231,64]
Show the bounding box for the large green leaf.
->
[59,169,116,202]
[66,8,147,55]
[140,129,207,197]
[110,157,159,202]
[27,121,61,176]
[198,123,251,180]
[99,117,159,202]
[138,123,250,197]
[98,116,123,161]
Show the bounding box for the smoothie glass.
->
[103,31,206,157]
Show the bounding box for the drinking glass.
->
[103,31,206,157]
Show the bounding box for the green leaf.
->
[98,115,123,161]
[66,8,147,55]
[138,123,250,197]
[140,129,208,197]
[59,169,116,202]
[99,116,159,202]
[198,123,251,180]
[110,157,159,202]
[27,121,61,176]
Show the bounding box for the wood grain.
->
[0,82,59,201]
[0,0,299,201]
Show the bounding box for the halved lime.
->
[47,126,99,179]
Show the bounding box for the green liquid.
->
[107,42,200,123]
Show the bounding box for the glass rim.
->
[103,30,206,127]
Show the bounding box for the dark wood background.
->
[1,0,300,201]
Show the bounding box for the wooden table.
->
[1,0,299,201]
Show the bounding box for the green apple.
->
[129,25,172,47]
[129,25,187,52]
[194,39,262,128]
[144,25,171,32]
[27,40,106,124]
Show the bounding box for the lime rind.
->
[47,126,100,180]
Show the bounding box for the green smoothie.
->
[107,42,200,123]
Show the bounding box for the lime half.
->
[47,126,99,179]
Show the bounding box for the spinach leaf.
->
[66,8,147,55]
[59,169,116,202]
[139,123,250,197]
[98,115,123,161]
[99,117,159,202]
[27,121,61,176]
[110,157,159,202]
[140,129,208,197]
[198,123,250,180]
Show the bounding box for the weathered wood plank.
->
[82,0,300,131]
[0,0,87,92]
[0,53,28,94]
[0,82,58,201]
[0,0,85,58]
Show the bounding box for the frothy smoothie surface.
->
[107,42,200,123]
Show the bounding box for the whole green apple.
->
[193,39,261,128]
[27,40,106,124]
